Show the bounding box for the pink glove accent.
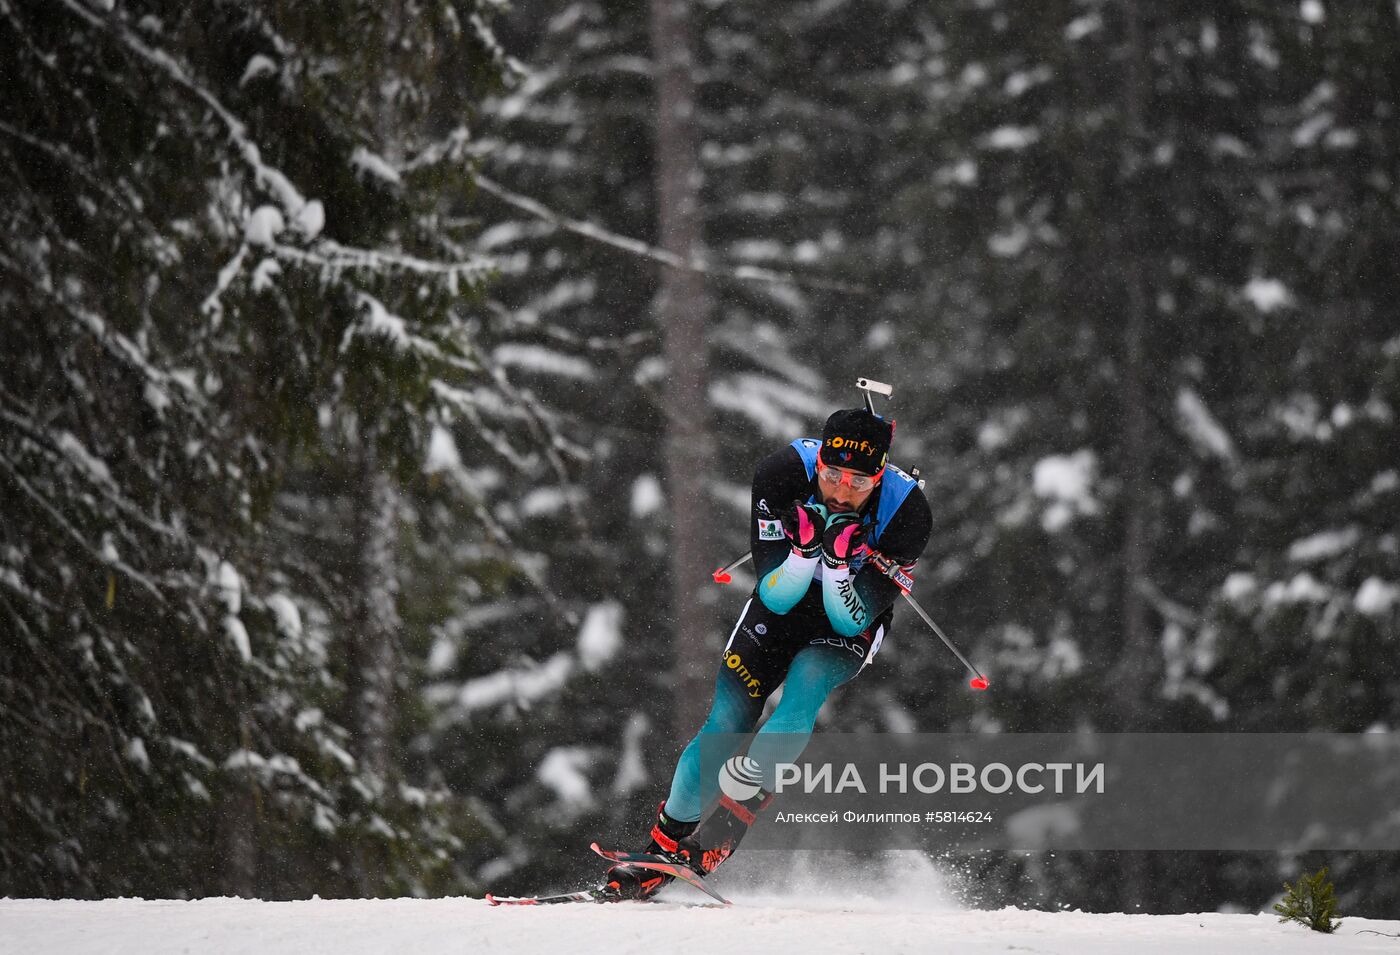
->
[795,506,817,547]
[822,517,869,567]
[784,501,826,558]
[831,521,862,560]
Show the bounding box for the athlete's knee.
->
[765,687,828,734]
[697,688,761,735]
[699,708,753,735]
[762,684,827,734]
[765,652,856,732]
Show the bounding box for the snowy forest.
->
[3,0,1399,918]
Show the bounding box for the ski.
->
[485,887,617,906]
[486,884,729,907]
[590,843,732,905]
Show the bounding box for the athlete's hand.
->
[821,513,868,567]
[782,501,827,558]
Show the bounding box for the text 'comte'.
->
[773,762,1106,795]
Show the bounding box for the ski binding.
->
[590,842,731,905]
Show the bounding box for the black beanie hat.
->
[819,408,893,475]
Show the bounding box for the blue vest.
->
[790,438,917,572]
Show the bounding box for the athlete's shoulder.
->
[897,467,932,514]
[884,461,920,489]
[877,464,932,556]
[755,442,810,480]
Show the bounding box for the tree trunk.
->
[349,6,406,883]
[220,716,258,897]
[1110,0,1155,729]
[357,463,400,782]
[346,452,400,895]
[648,0,717,742]
[1110,0,1155,914]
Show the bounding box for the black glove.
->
[781,500,827,558]
[821,514,868,568]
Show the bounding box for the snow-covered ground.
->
[5,853,1398,955]
[5,895,1399,955]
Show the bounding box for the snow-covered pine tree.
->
[428,0,841,893]
[0,0,559,897]
[1193,2,1400,915]
[842,0,1400,914]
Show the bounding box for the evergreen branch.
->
[473,174,871,295]
[55,0,503,333]
[55,0,310,216]
[427,380,539,472]
[0,593,129,742]
[399,126,473,174]
[0,407,185,543]
[0,563,57,615]
[0,454,165,603]
[200,245,250,326]
[271,240,496,288]
[484,367,588,533]
[0,120,162,241]
[0,248,188,397]
[0,0,101,144]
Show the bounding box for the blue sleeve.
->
[758,551,820,614]
[821,563,871,636]
[750,447,821,614]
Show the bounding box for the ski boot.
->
[603,802,699,900]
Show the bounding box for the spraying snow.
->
[711,849,958,912]
[3,893,1398,954]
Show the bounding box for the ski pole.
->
[857,549,989,691]
[711,550,753,584]
[711,548,989,691]
[898,588,990,692]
